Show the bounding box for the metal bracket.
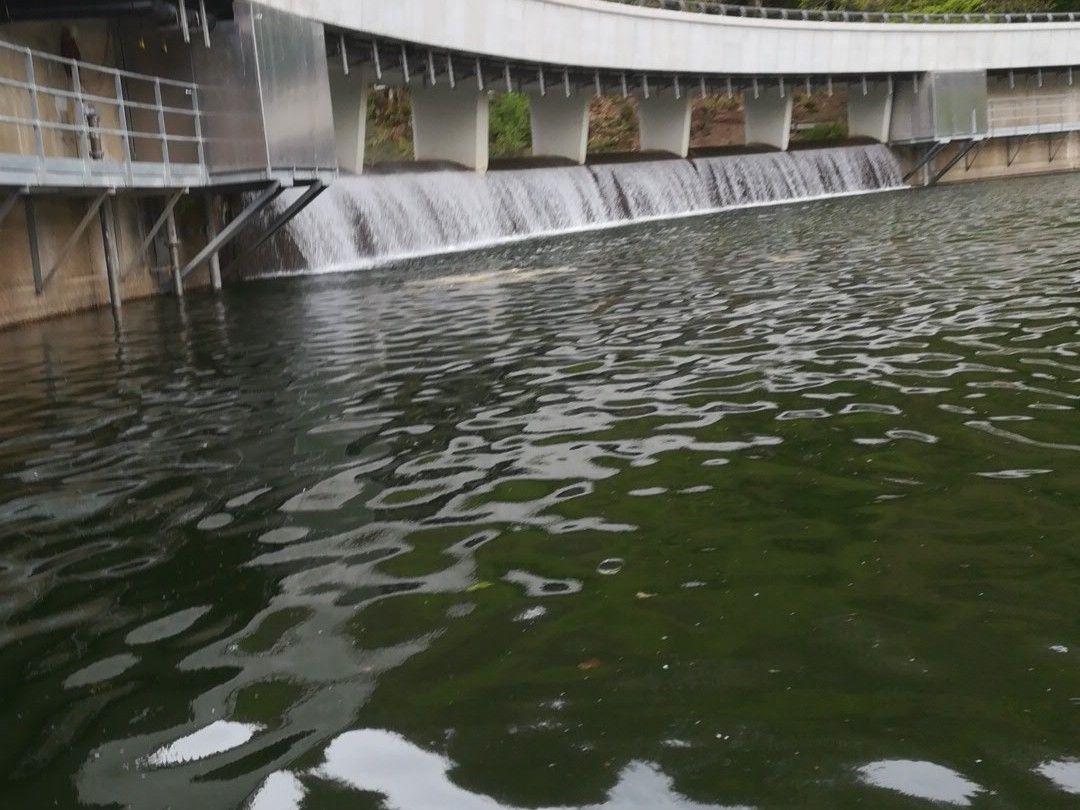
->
[1006,134,1031,167]
[223,181,327,275]
[1049,132,1067,163]
[122,189,186,279]
[38,190,110,293]
[180,182,282,280]
[963,140,984,170]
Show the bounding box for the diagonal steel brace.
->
[180,182,282,280]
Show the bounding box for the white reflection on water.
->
[1037,759,1080,794]
[146,721,264,767]
[248,770,307,810]
[856,760,984,806]
[301,728,750,810]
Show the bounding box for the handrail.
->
[0,37,199,90]
[0,36,206,186]
[614,1,1080,24]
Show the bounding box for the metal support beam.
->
[166,206,182,297]
[121,189,185,279]
[902,141,948,183]
[963,139,983,170]
[198,0,211,48]
[178,0,190,44]
[40,191,110,292]
[1049,132,1066,163]
[206,196,222,291]
[25,197,42,294]
[99,198,122,326]
[180,183,282,280]
[223,181,327,274]
[1006,134,1031,167]
[930,139,979,185]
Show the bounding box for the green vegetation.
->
[793,121,849,141]
[489,93,532,157]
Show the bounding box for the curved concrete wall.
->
[259,0,1080,75]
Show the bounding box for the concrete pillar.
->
[411,79,489,172]
[638,92,692,157]
[743,86,794,150]
[529,91,591,163]
[329,63,370,174]
[848,80,894,143]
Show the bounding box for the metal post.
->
[24,50,45,165]
[25,196,43,293]
[206,194,222,290]
[114,73,132,176]
[198,0,211,48]
[192,85,205,172]
[340,34,349,75]
[72,61,87,167]
[178,0,191,43]
[166,206,183,298]
[154,78,170,180]
[99,196,122,325]
[121,189,185,278]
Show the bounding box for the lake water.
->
[2,172,1080,808]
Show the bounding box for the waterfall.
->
[271,144,902,274]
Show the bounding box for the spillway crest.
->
[274,144,903,273]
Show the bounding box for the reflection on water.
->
[306,729,747,810]
[856,760,984,806]
[1,174,1080,808]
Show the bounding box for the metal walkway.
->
[0,37,208,191]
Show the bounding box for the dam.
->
[277,144,903,271]
[2,4,1080,810]
[0,1,1078,325]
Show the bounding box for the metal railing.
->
[988,94,1080,135]
[615,1,1080,24]
[0,37,207,188]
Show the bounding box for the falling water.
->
[272,144,903,274]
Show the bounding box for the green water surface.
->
[1,174,1079,808]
